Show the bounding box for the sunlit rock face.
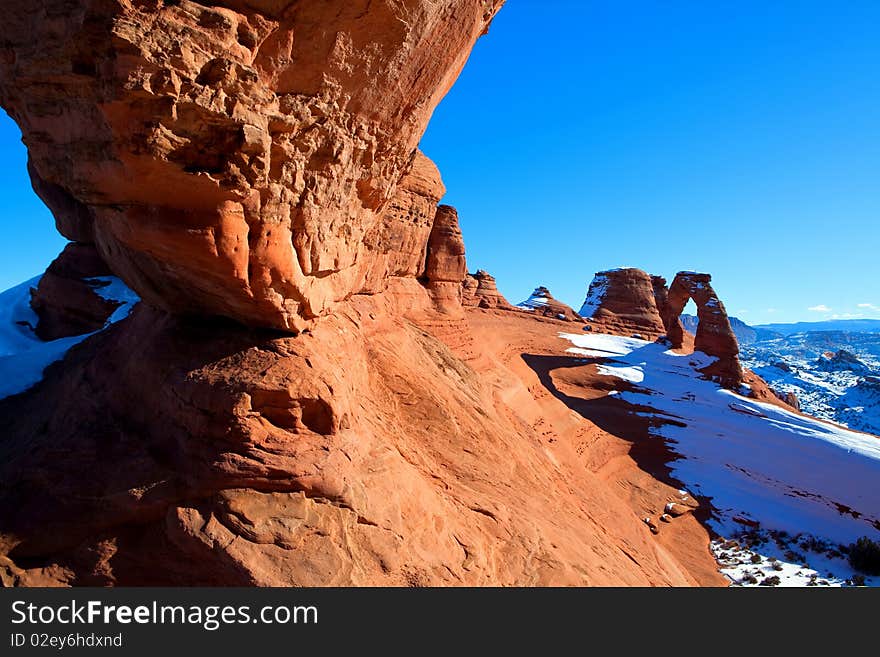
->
[661,272,743,387]
[579,268,667,339]
[0,0,503,330]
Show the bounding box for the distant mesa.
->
[517,286,584,322]
[816,349,871,374]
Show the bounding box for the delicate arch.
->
[659,272,743,387]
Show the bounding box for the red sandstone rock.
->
[0,1,734,589]
[424,205,467,314]
[29,243,121,341]
[660,272,743,387]
[578,268,666,339]
[462,270,515,310]
[0,0,504,330]
[0,295,719,586]
[518,287,584,322]
[361,151,446,292]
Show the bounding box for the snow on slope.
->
[0,276,138,400]
[741,332,880,436]
[517,288,551,310]
[560,332,880,586]
[577,273,609,318]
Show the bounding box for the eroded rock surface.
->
[518,286,584,322]
[578,268,666,339]
[462,270,515,310]
[424,205,467,314]
[0,292,716,586]
[0,0,503,330]
[659,272,743,387]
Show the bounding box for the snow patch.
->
[0,275,138,400]
[578,274,609,318]
[517,288,551,310]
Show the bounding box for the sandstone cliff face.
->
[462,269,515,309]
[0,2,735,588]
[29,243,121,341]
[578,268,666,339]
[0,0,502,330]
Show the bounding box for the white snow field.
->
[559,331,880,586]
[0,275,138,400]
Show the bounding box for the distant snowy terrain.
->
[0,276,138,400]
[680,313,760,345]
[683,313,880,437]
[560,331,880,586]
[741,331,880,437]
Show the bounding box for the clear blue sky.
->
[1,1,878,324]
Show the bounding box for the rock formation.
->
[424,205,467,314]
[518,287,584,322]
[578,268,666,339]
[0,294,722,586]
[659,272,743,387]
[29,243,122,341]
[576,268,743,387]
[0,0,503,331]
[0,2,737,588]
[462,270,515,309]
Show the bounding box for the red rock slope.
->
[0,296,723,586]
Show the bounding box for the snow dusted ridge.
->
[560,331,880,586]
[516,287,551,310]
[577,273,609,318]
[0,276,138,400]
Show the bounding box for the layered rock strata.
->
[462,270,515,309]
[517,287,584,322]
[578,268,666,339]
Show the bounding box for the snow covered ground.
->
[741,332,880,435]
[0,276,138,400]
[560,331,880,586]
